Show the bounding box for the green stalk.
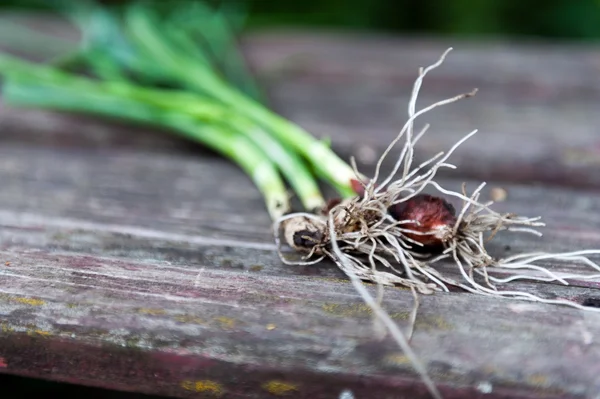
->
[62,2,357,199]
[0,54,325,212]
[97,80,325,211]
[123,4,359,198]
[169,1,265,103]
[219,91,359,199]
[143,91,326,211]
[165,115,290,221]
[56,3,329,210]
[211,116,325,211]
[1,73,289,220]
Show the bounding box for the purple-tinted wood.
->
[1,247,599,399]
[0,144,599,398]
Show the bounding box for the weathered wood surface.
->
[2,148,600,399]
[1,14,600,399]
[243,31,600,191]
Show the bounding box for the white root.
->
[327,207,443,399]
[274,47,600,310]
[273,47,600,399]
[426,183,600,311]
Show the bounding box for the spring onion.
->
[0,0,362,219]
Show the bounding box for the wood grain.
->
[242,31,600,190]
[1,143,600,398]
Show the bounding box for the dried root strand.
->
[273,46,600,399]
[419,183,600,311]
[275,45,600,312]
[327,206,443,399]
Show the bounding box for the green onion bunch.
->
[0,0,359,219]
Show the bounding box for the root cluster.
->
[275,48,600,310]
[275,49,600,307]
[273,48,600,399]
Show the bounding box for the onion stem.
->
[123,3,359,197]
[0,1,362,219]
[1,67,289,219]
[0,54,325,213]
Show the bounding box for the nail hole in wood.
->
[582,297,600,308]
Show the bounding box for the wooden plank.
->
[244,30,600,95]
[0,104,201,154]
[242,31,600,190]
[2,143,600,254]
[2,248,598,399]
[2,141,600,285]
[1,143,600,398]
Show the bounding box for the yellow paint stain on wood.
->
[181,380,223,396]
[392,285,413,291]
[253,294,298,304]
[137,308,166,315]
[389,311,410,320]
[262,380,298,395]
[321,303,372,317]
[322,303,409,321]
[12,297,45,306]
[214,316,236,328]
[26,329,52,337]
[383,353,411,366]
[415,315,452,331]
[430,369,466,383]
[527,374,549,387]
[316,277,351,284]
[174,315,205,324]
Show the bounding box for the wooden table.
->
[1,16,600,399]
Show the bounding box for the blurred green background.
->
[2,0,600,40]
[246,0,600,40]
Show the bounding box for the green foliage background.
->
[247,0,600,40]
[2,0,600,40]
